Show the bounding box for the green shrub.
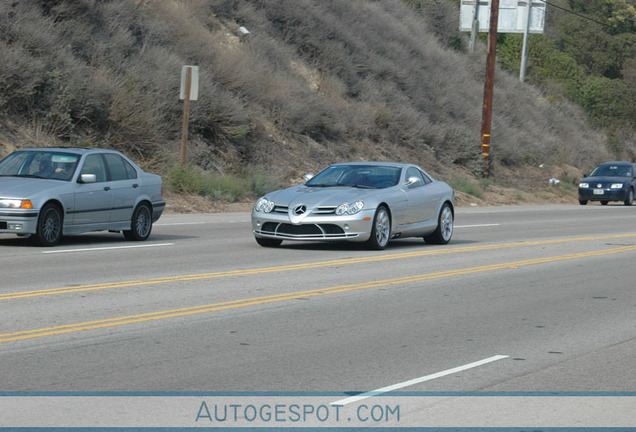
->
[450,176,483,199]
[165,165,280,202]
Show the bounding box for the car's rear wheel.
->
[367,205,391,250]
[579,200,588,205]
[624,189,634,206]
[34,203,63,247]
[123,203,152,241]
[255,237,283,247]
[424,203,454,245]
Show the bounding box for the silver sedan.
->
[0,147,165,246]
[252,162,455,250]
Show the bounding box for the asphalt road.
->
[1,204,635,393]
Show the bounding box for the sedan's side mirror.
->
[303,173,314,182]
[79,173,97,184]
[405,176,421,188]
[583,174,588,178]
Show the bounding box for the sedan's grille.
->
[260,222,347,238]
[270,205,337,215]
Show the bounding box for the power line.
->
[537,0,636,34]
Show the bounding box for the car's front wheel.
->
[424,203,454,245]
[367,205,391,250]
[625,189,634,206]
[579,200,588,205]
[255,237,283,247]
[601,201,609,205]
[123,203,152,241]
[34,203,63,247]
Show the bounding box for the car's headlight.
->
[0,199,33,209]
[335,200,364,215]
[254,197,275,213]
[579,182,589,188]
[611,183,624,189]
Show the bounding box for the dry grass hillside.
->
[0,0,615,210]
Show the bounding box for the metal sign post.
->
[179,65,199,166]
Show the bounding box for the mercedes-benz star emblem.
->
[293,204,307,215]
[597,184,602,188]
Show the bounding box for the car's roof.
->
[14,147,126,157]
[597,161,634,165]
[330,161,413,168]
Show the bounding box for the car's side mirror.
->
[583,174,588,178]
[405,177,421,188]
[79,173,97,184]
[303,173,314,182]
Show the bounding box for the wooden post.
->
[480,0,499,178]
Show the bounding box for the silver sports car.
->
[0,147,165,246]
[252,162,455,249]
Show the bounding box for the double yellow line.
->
[2,238,636,343]
[2,234,636,301]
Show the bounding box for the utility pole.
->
[480,0,499,178]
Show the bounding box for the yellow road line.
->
[2,244,635,343]
[1,234,636,301]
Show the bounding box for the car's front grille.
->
[0,222,7,229]
[270,205,337,215]
[260,222,348,238]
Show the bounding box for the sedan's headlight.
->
[579,182,589,188]
[335,200,364,216]
[0,199,33,209]
[254,197,275,213]
[611,183,624,189]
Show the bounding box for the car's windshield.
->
[0,150,80,181]
[306,165,402,189]
[590,164,632,178]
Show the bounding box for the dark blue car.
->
[578,161,636,206]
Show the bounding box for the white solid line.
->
[42,243,175,254]
[455,223,500,228]
[331,355,509,406]
[154,222,207,226]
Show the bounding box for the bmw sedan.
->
[252,162,455,250]
[578,161,636,206]
[0,147,166,246]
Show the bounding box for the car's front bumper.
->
[0,209,39,235]
[578,188,629,202]
[252,209,375,242]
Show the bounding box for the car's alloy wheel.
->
[123,203,152,241]
[368,205,391,250]
[424,203,453,245]
[34,203,63,247]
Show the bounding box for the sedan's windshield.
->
[0,151,80,181]
[306,165,401,189]
[590,164,632,178]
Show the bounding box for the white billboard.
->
[460,0,546,33]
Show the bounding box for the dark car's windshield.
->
[0,150,80,181]
[306,165,402,189]
[590,164,632,178]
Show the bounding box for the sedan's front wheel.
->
[367,205,391,250]
[34,203,63,247]
[123,203,152,241]
[424,203,453,245]
[624,189,634,206]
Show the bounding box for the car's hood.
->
[0,176,65,198]
[583,176,629,184]
[268,184,375,206]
